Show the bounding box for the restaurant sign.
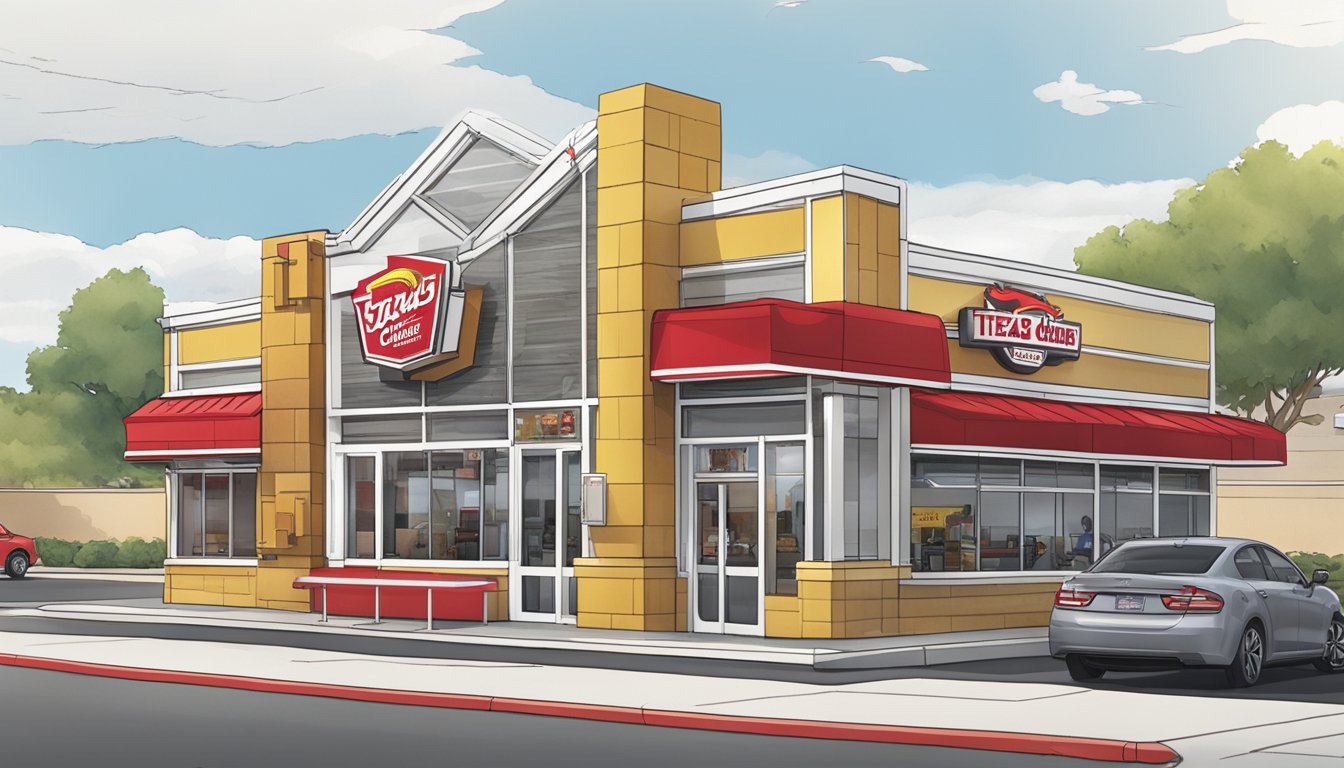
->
[352,255,468,372]
[957,284,1081,374]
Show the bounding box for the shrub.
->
[34,537,79,567]
[72,539,120,569]
[114,537,166,568]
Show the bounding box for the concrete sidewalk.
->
[2,629,1343,765]
[26,566,164,582]
[5,597,1047,670]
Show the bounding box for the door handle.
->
[1258,590,1269,598]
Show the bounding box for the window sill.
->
[164,558,258,567]
[907,571,1073,585]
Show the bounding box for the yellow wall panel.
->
[908,275,1210,362]
[947,343,1209,398]
[679,208,805,266]
[810,196,844,302]
[177,320,260,365]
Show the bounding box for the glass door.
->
[514,447,582,623]
[691,479,762,635]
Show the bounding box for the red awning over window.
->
[123,393,261,461]
[911,390,1286,466]
[650,299,951,387]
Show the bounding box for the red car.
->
[0,522,36,578]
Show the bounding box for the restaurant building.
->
[124,84,1286,638]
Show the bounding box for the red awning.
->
[910,390,1286,466]
[650,299,951,387]
[123,393,261,461]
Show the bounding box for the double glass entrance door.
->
[693,480,762,634]
[515,448,582,622]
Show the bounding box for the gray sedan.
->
[1049,537,1344,687]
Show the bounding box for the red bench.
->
[294,567,498,629]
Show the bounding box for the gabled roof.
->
[329,111,553,257]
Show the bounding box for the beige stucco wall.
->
[1219,395,1344,554]
[0,488,165,541]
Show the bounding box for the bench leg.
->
[321,586,328,623]
[374,585,381,625]
[482,591,489,625]
[427,588,434,631]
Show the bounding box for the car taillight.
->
[1054,588,1096,608]
[1161,586,1224,613]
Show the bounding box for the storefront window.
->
[174,470,257,559]
[421,138,535,229]
[427,411,509,442]
[695,444,757,473]
[512,182,583,402]
[346,456,376,559]
[843,396,879,559]
[585,171,597,398]
[765,443,805,595]
[1100,466,1154,551]
[383,452,430,560]
[911,457,1212,573]
[341,414,422,444]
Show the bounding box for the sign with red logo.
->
[957,284,1081,374]
[352,255,466,372]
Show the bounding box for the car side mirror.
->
[1312,569,1330,586]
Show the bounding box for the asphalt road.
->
[0,665,1114,768]
[3,576,1342,704]
[0,576,163,605]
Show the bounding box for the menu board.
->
[514,408,580,442]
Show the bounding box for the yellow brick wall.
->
[255,232,329,611]
[164,564,257,608]
[581,83,722,632]
[763,561,1059,639]
[810,196,844,302]
[842,193,901,308]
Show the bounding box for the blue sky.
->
[0,0,1342,391]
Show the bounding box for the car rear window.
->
[1089,544,1225,575]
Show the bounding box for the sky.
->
[1,0,1343,391]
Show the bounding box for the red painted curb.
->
[0,654,1177,764]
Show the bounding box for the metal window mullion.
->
[226,471,233,559]
[374,453,384,566]
[506,236,515,404]
[1152,465,1161,537]
[579,169,588,405]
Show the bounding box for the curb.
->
[0,653,1179,764]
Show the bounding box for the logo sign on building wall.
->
[957,284,1082,374]
[352,255,469,373]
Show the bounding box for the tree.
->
[1074,140,1344,432]
[0,268,164,486]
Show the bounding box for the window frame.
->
[168,466,259,563]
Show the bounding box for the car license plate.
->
[1116,595,1146,612]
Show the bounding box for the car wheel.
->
[4,551,28,579]
[1065,654,1105,681]
[1313,614,1344,674]
[1226,622,1264,688]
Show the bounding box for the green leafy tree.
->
[1074,140,1344,432]
[0,268,164,486]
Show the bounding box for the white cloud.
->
[722,150,817,188]
[866,56,929,73]
[1256,100,1344,155]
[1147,0,1344,53]
[906,178,1193,271]
[0,1,595,146]
[1033,71,1144,116]
[0,226,259,351]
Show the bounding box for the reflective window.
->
[427,411,510,442]
[341,415,422,444]
[422,139,534,229]
[1158,494,1211,537]
[1235,547,1268,580]
[1089,543,1224,575]
[910,491,975,573]
[766,443,805,595]
[585,171,597,397]
[174,471,256,559]
[383,452,430,560]
[346,456,376,559]
[680,377,806,399]
[682,402,806,438]
[1259,547,1306,585]
[179,365,259,390]
[680,260,805,307]
[1099,466,1154,551]
[978,492,1018,571]
[843,396,879,559]
[512,182,583,402]
[1024,461,1094,489]
[1159,468,1210,492]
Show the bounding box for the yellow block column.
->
[576,84,721,632]
[256,232,329,611]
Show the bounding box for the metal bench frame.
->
[293,575,495,630]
